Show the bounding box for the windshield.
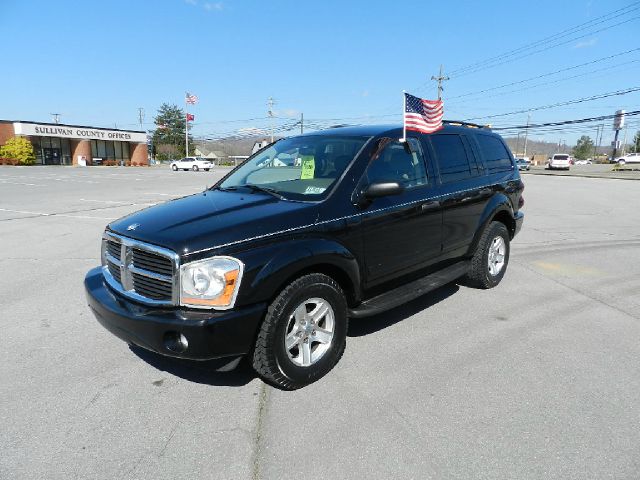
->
[218,135,369,201]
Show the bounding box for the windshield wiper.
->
[242,184,286,200]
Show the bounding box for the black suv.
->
[85,123,524,389]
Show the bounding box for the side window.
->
[475,134,513,174]
[430,134,475,183]
[365,138,427,188]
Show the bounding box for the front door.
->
[358,137,442,286]
[43,148,62,165]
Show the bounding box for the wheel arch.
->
[467,196,515,256]
[239,238,362,309]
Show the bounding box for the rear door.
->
[425,132,493,258]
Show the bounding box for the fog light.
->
[163,331,188,353]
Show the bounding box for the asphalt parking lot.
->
[1,165,639,480]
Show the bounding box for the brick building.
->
[0,120,148,166]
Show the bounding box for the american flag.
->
[186,113,195,121]
[185,92,198,104]
[404,92,443,134]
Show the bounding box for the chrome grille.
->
[106,240,121,260]
[101,232,179,306]
[132,248,172,276]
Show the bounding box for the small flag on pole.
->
[403,92,443,135]
[186,92,198,104]
[186,113,195,122]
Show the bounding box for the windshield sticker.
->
[300,155,315,179]
[304,186,326,195]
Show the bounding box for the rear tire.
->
[171,164,178,171]
[465,221,510,289]
[252,273,348,390]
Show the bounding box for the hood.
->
[108,189,318,256]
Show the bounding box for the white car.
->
[548,154,571,170]
[170,157,213,172]
[615,153,640,165]
[574,159,592,165]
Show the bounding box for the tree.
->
[152,103,193,159]
[629,131,640,153]
[0,136,36,164]
[572,135,594,160]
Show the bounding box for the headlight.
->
[180,257,243,309]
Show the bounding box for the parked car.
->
[85,123,525,389]
[548,153,571,170]
[615,153,640,165]
[574,159,592,165]
[170,157,213,171]
[515,158,531,171]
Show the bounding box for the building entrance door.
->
[43,148,62,165]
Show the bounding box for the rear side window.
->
[430,134,475,183]
[476,135,513,174]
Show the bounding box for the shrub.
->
[0,137,36,165]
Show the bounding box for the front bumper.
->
[85,267,266,360]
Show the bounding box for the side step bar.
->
[348,261,470,318]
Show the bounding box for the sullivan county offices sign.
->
[13,122,147,143]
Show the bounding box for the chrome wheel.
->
[284,297,335,367]
[487,236,506,276]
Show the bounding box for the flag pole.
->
[400,90,406,142]
[185,92,189,157]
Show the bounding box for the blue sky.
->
[1,0,638,145]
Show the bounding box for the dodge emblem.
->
[127,223,140,231]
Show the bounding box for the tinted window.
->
[365,138,427,188]
[476,135,513,174]
[430,134,475,183]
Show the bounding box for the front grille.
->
[107,240,121,260]
[108,261,122,283]
[102,233,177,306]
[132,272,173,299]
[132,248,172,276]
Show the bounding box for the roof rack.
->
[442,120,491,129]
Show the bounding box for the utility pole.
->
[268,97,275,143]
[50,113,61,124]
[523,113,531,158]
[621,123,628,155]
[300,113,304,135]
[596,122,604,162]
[138,108,145,131]
[593,124,601,160]
[431,65,449,101]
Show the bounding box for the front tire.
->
[465,221,510,289]
[252,273,348,390]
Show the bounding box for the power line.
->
[493,110,640,132]
[464,86,640,121]
[449,1,640,77]
[448,48,640,100]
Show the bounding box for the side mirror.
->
[364,182,404,199]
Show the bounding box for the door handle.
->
[420,200,440,212]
